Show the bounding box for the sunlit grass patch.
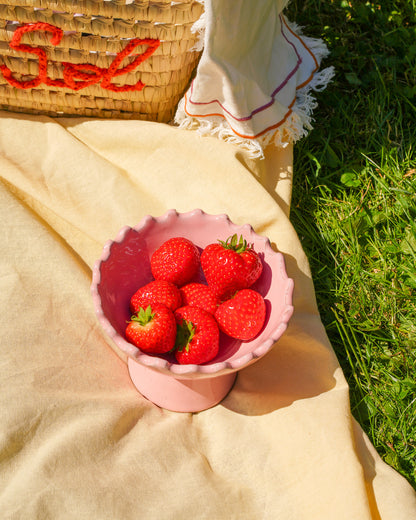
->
[287,0,416,488]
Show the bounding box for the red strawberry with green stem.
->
[174,306,219,364]
[130,280,182,313]
[179,283,220,315]
[215,289,266,341]
[151,237,200,287]
[201,234,263,300]
[126,304,176,354]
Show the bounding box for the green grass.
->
[286,1,416,488]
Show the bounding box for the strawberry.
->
[126,304,176,354]
[174,306,219,364]
[179,283,220,315]
[151,237,200,287]
[215,289,266,341]
[130,280,182,313]
[200,234,263,300]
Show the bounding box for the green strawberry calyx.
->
[130,305,155,326]
[218,234,251,253]
[175,319,196,353]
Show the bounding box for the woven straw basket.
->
[0,0,204,121]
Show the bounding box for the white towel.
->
[175,0,335,157]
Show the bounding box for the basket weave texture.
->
[0,0,203,121]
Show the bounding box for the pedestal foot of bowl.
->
[127,358,237,412]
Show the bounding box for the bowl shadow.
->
[217,251,340,416]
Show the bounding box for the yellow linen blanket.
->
[0,112,415,519]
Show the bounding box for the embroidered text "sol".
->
[0,22,160,92]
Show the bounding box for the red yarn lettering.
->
[0,22,160,92]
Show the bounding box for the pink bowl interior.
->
[92,210,294,376]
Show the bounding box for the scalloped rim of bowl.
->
[91,209,294,377]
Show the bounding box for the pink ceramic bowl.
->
[91,209,294,412]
